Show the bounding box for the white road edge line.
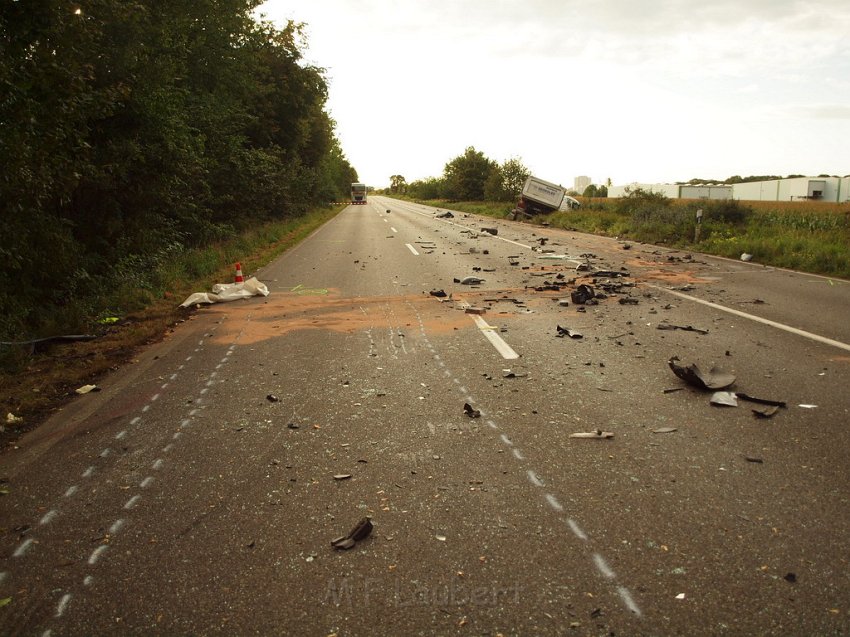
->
[650,285,850,353]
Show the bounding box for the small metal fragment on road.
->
[710,391,739,407]
[569,430,614,439]
[455,276,484,285]
[752,406,780,419]
[556,325,582,339]
[331,517,373,550]
[744,456,764,463]
[652,427,678,434]
[333,474,352,481]
[463,403,481,418]
[266,394,280,402]
[663,387,684,394]
[736,393,786,408]
[657,324,709,335]
[669,356,736,390]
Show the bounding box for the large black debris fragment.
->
[736,393,786,408]
[668,356,736,390]
[429,289,447,298]
[592,270,630,278]
[570,284,595,305]
[436,211,454,218]
[454,276,484,285]
[481,227,498,236]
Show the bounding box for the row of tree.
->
[0,1,357,339]
[390,147,532,202]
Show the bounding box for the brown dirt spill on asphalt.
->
[625,258,713,286]
[206,290,472,346]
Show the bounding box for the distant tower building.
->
[574,176,592,193]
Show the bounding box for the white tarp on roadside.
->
[180,277,269,308]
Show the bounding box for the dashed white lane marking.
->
[390,227,398,233]
[170,373,178,380]
[172,432,181,440]
[545,494,564,512]
[512,448,525,460]
[100,449,111,458]
[405,243,420,256]
[83,576,94,586]
[55,593,72,617]
[200,388,209,395]
[651,285,850,353]
[618,586,643,616]
[109,519,125,535]
[115,430,127,440]
[13,538,34,557]
[151,393,160,401]
[162,443,174,453]
[567,518,588,541]
[593,553,616,579]
[130,417,141,426]
[0,571,7,584]
[63,486,78,498]
[82,466,95,478]
[140,477,154,488]
[152,459,164,470]
[141,404,150,412]
[185,356,193,361]
[88,545,108,565]
[123,495,141,510]
[189,409,199,416]
[527,470,544,487]
[180,419,191,428]
[40,510,59,526]
[469,315,519,359]
[500,434,513,446]
[459,386,467,393]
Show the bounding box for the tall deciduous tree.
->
[442,147,498,201]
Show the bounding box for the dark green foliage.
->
[0,1,356,339]
[442,146,498,201]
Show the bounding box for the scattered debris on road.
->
[180,277,269,308]
[75,384,100,395]
[454,276,485,285]
[652,427,678,434]
[333,474,352,481]
[429,289,448,298]
[570,284,595,305]
[710,391,739,407]
[266,394,280,403]
[436,211,454,219]
[657,324,709,335]
[556,325,583,339]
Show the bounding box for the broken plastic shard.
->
[652,427,678,434]
[266,394,280,402]
[429,289,447,298]
[75,384,100,395]
[333,474,352,481]
[436,211,454,218]
[735,393,786,408]
[463,403,481,418]
[668,356,736,390]
[348,517,373,542]
[456,276,484,285]
[331,537,356,550]
[481,227,498,236]
[710,391,739,407]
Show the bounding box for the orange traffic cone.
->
[234,262,244,283]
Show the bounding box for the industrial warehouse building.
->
[608,176,850,203]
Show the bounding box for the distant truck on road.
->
[511,176,578,219]
[351,183,367,204]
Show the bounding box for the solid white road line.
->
[651,285,850,353]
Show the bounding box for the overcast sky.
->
[256,0,849,189]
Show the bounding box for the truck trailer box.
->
[522,176,566,209]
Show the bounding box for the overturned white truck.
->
[510,176,579,220]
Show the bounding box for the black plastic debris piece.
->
[570,284,595,305]
[736,393,786,408]
[783,572,797,584]
[287,423,300,429]
[429,289,447,298]
[481,227,498,236]
[331,517,374,550]
[266,394,280,402]
[744,456,764,463]
[463,403,481,418]
[534,284,564,292]
[454,276,484,285]
[618,297,639,305]
[668,356,736,390]
[657,324,709,335]
[556,325,583,339]
[436,211,454,218]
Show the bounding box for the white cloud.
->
[257,0,850,187]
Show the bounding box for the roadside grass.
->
[0,206,340,439]
[411,196,850,279]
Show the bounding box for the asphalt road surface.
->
[2,196,849,636]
